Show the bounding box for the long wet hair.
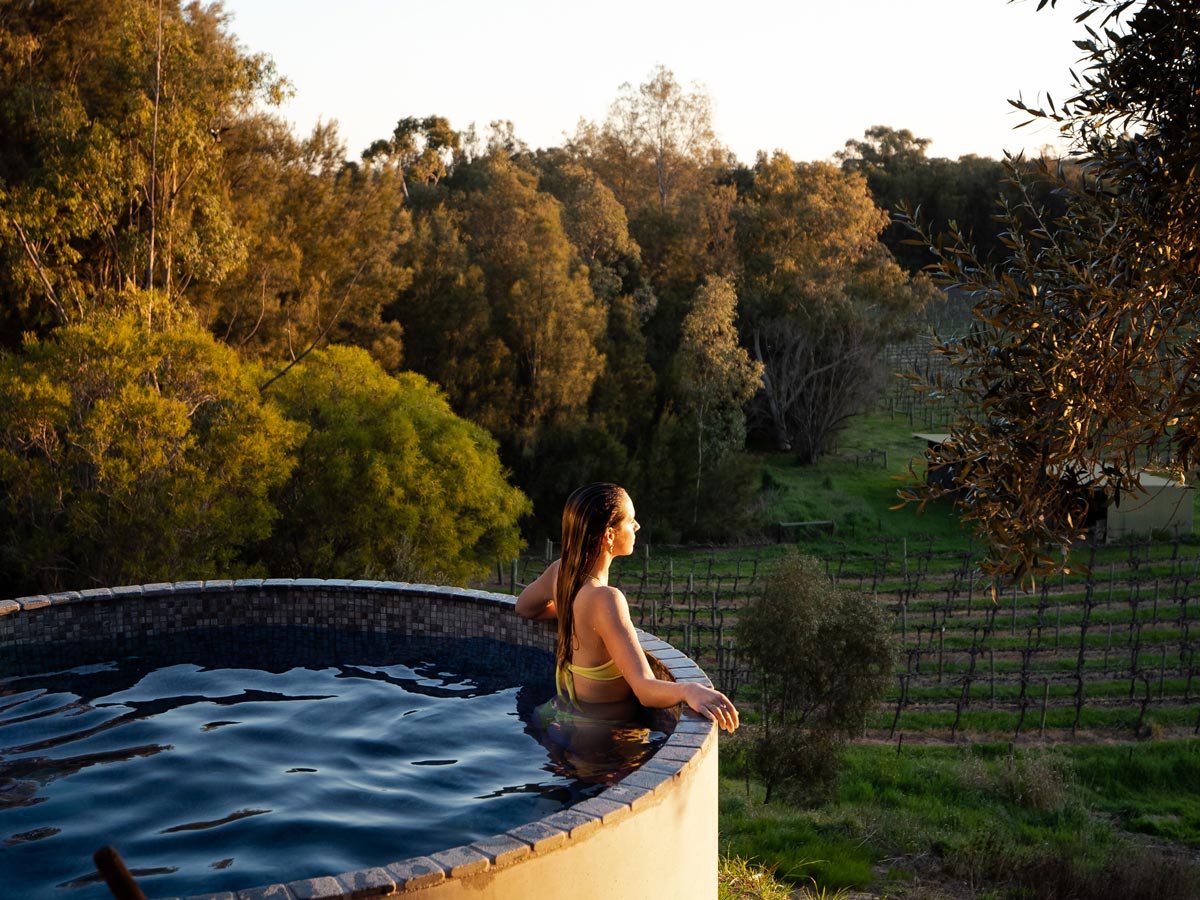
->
[555,483,627,675]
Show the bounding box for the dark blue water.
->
[0,629,648,899]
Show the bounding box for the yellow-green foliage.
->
[717,857,794,900]
[262,345,530,584]
[0,313,300,591]
[719,856,850,900]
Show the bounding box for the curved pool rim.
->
[0,579,720,900]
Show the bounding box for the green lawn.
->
[756,412,974,557]
[719,739,1200,899]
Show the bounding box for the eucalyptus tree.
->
[394,150,605,449]
[389,201,505,420]
[460,152,605,444]
[533,151,658,445]
[535,155,642,292]
[736,153,933,461]
[0,0,289,342]
[674,275,763,524]
[571,67,734,365]
[194,118,412,372]
[594,65,722,215]
[363,114,459,202]
[838,125,1059,274]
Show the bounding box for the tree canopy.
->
[899,0,1200,582]
[0,1,1032,573]
[260,345,529,584]
[0,309,299,592]
[0,0,289,340]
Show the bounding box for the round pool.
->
[2,629,667,898]
[0,579,720,900]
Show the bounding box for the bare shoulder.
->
[578,583,631,621]
[579,581,626,603]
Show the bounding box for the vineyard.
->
[495,532,1200,743]
[492,327,1200,745]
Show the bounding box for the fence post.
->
[990,649,996,707]
[1160,650,1167,700]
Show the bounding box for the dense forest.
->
[0,0,1055,593]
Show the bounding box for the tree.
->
[448,151,606,445]
[674,275,763,524]
[533,151,660,462]
[898,0,1200,583]
[389,202,508,418]
[260,345,529,584]
[571,68,732,374]
[598,65,721,214]
[837,124,933,191]
[364,114,460,202]
[0,0,289,341]
[736,153,934,461]
[836,127,1009,277]
[0,308,300,593]
[534,154,642,298]
[838,125,1063,274]
[194,118,412,372]
[736,554,895,804]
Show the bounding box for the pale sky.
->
[219,0,1096,165]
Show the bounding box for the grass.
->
[873,703,1200,734]
[699,407,1200,896]
[719,739,1200,899]
[718,856,794,899]
[1069,740,1200,844]
[754,405,1200,580]
[718,856,852,900]
[756,412,973,555]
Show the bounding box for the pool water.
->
[0,629,664,899]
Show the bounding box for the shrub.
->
[736,553,895,803]
[0,312,299,591]
[260,345,529,583]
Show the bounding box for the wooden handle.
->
[93,845,149,900]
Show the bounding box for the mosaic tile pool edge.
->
[0,579,716,900]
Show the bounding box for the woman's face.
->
[607,492,640,557]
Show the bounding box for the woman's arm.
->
[592,586,739,732]
[515,559,560,620]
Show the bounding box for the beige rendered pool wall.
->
[0,579,720,900]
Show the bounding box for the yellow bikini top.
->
[556,657,623,706]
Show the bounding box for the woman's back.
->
[563,581,634,705]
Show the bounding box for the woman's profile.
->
[516,483,739,733]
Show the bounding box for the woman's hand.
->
[682,683,739,733]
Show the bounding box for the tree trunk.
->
[752,328,790,451]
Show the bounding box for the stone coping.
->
[0,579,717,900]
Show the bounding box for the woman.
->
[516,483,738,733]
